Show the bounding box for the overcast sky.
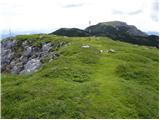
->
[0,0,159,34]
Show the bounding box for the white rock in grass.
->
[109,49,115,53]
[100,50,103,53]
[81,45,90,48]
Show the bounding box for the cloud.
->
[127,10,142,15]
[112,9,123,15]
[152,0,159,11]
[63,3,85,8]
[150,0,159,21]
[112,9,142,15]
[0,0,159,33]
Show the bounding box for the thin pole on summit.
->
[9,28,12,40]
[89,20,91,33]
[89,20,91,40]
[89,20,91,26]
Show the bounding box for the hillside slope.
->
[1,35,159,119]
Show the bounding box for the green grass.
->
[1,35,159,118]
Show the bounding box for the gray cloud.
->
[150,0,159,21]
[152,0,159,11]
[63,3,84,8]
[112,9,123,15]
[127,10,142,15]
[151,14,158,22]
[112,9,142,15]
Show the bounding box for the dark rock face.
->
[1,39,64,74]
[50,28,90,37]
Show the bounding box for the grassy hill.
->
[1,35,159,118]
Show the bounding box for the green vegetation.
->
[1,35,159,118]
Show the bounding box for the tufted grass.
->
[1,35,159,118]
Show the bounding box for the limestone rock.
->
[1,38,65,74]
[21,59,41,74]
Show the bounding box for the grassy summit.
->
[1,34,159,118]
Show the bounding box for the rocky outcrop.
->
[20,59,41,74]
[1,38,65,74]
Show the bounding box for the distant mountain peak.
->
[86,21,147,37]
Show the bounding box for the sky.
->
[0,0,159,34]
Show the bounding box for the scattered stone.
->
[108,49,115,53]
[100,50,103,53]
[49,59,53,62]
[102,49,116,53]
[105,50,109,53]
[81,45,90,48]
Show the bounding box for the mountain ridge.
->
[50,21,158,48]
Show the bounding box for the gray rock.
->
[1,39,65,74]
[1,48,14,65]
[19,56,29,64]
[11,62,24,74]
[42,43,52,52]
[23,46,32,56]
[2,40,16,49]
[21,59,41,74]
[22,41,28,46]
